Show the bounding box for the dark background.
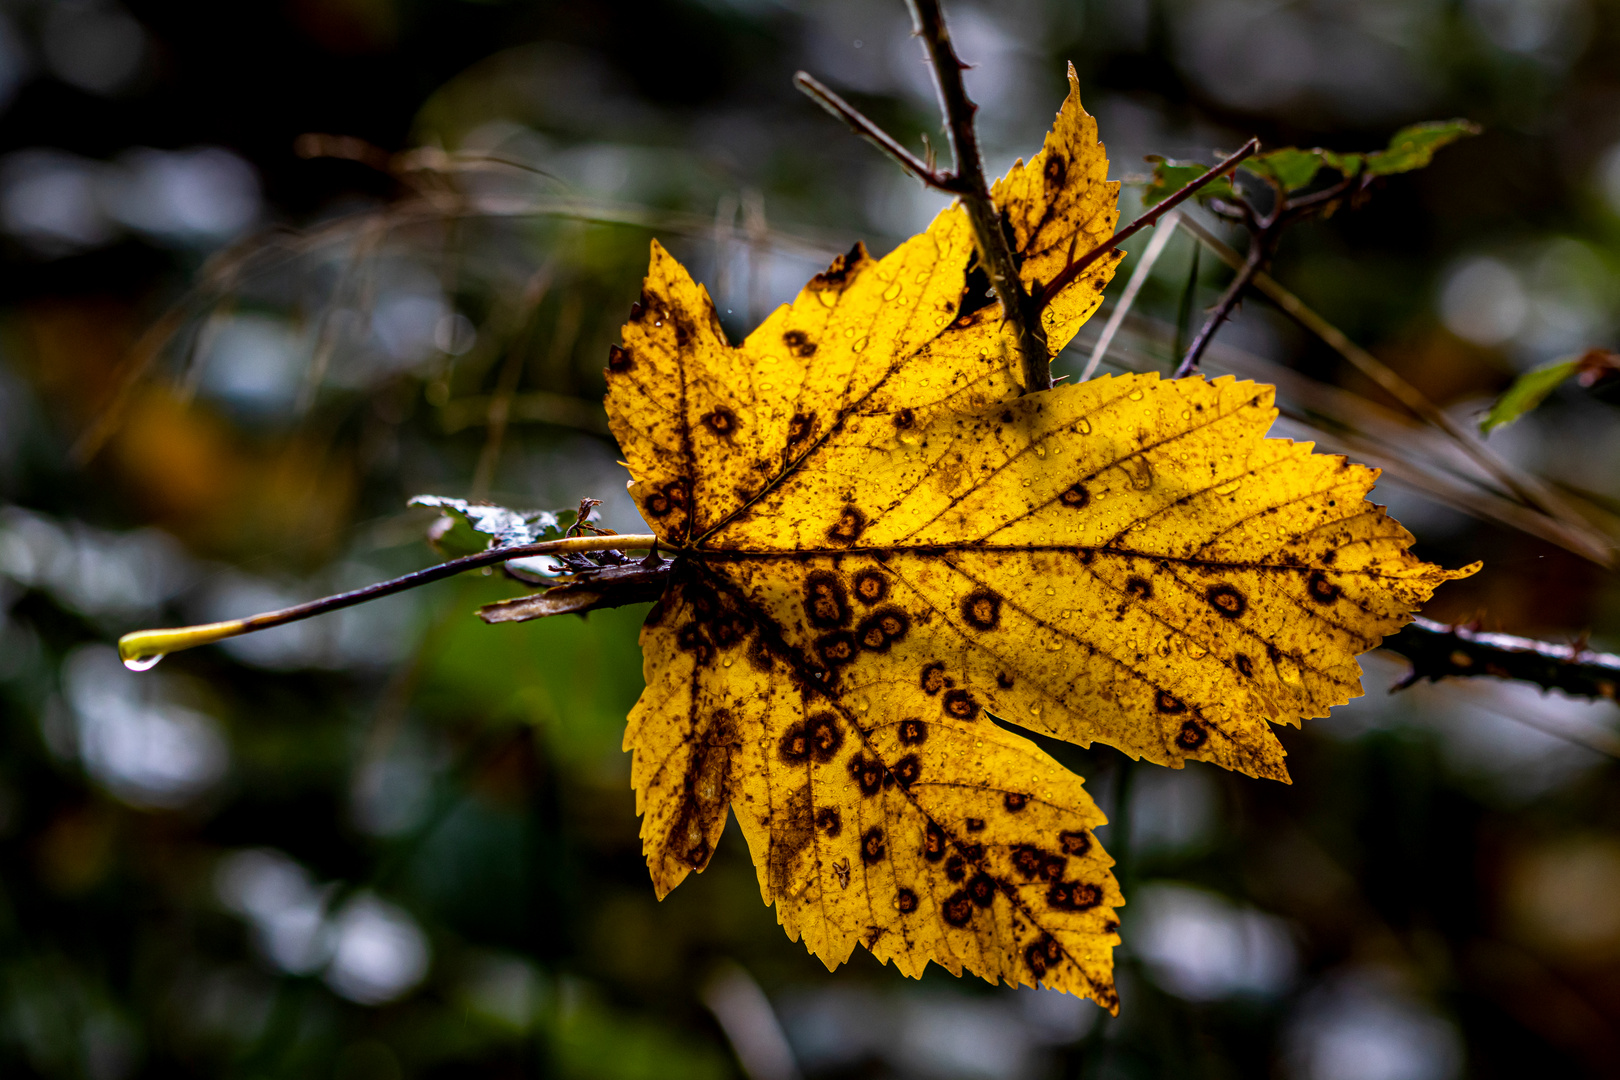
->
[1,1,1619,1077]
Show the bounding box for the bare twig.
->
[1041,138,1258,309]
[1174,236,1267,377]
[793,73,957,192]
[117,531,663,667]
[1176,214,1613,564]
[906,0,1049,393]
[1384,616,1620,704]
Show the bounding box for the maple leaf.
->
[604,71,1474,1009]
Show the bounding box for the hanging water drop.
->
[123,653,165,672]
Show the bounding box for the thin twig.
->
[1176,214,1612,563]
[1080,211,1180,381]
[1384,616,1620,704]
[117,531,663,667]
[1174,237,1267,377]
[906,0,1050,393]
[793,72,956,192]
[1040,138,1258,308]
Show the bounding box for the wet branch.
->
[1383,617,1620,703]
[118,532,662,667]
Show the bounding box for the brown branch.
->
[1174,237,1266,378]
[1384,617,1620,704]
[793,73,961,193]
[905,0,1049,393]
[1039,138,1259,309]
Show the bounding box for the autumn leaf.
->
[604,71,1474,1009]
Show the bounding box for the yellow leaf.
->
[605,73,1474,1010]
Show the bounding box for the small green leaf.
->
[410,495,577,564]
[1142,156,1235,208]
[1478,358,1581,435]
[1242,147,1338,192]
[1365,120,1481,176]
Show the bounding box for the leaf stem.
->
[906,0,1050,393]
[117,533,662,667]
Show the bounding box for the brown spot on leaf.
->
[1155,690,1187,714]
[701,406,739,436]
[849,753,884,797]
[826,505,867,545]
[996,671,1014,689]
[1012,845,1045,879]
[607,344,632,373]
[1059,483,1090,509]
[892,754,921,789]
[1004,791,1030,812]
[897,888,919,914]
[944,853,967,882]
[786,412,816,447]
[1175,720,1208,750]
[851,569,888,605]
[804,571,851,629]
[898,718,927,746]
[1307,570,1342,604]
[920,661,947,695]
[1125,575,1153,599]
[644,480,689,519]
[893,407,915,430]
[1234,653,1254,677]
[961,590,1002,630]
[1048,880,1102,911]
[965,817,985,832]
[782,329,816,357]
[815,631,858,670]
[815,807,841,837]
[1025,935,1062,979]
[860,826,886,865]
[1206,583,1247,619]
[943,688,980,721]
[1059,830,1091,857]
[923,821,947,862]
[857,607,909,651]
[1044,154,1066,187]
[942,891,974,927]
[967,872,997,907]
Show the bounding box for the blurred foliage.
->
[1,1,1619,1079]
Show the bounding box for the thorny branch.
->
[1384,617,1620,704]
[905,0,1050,393]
